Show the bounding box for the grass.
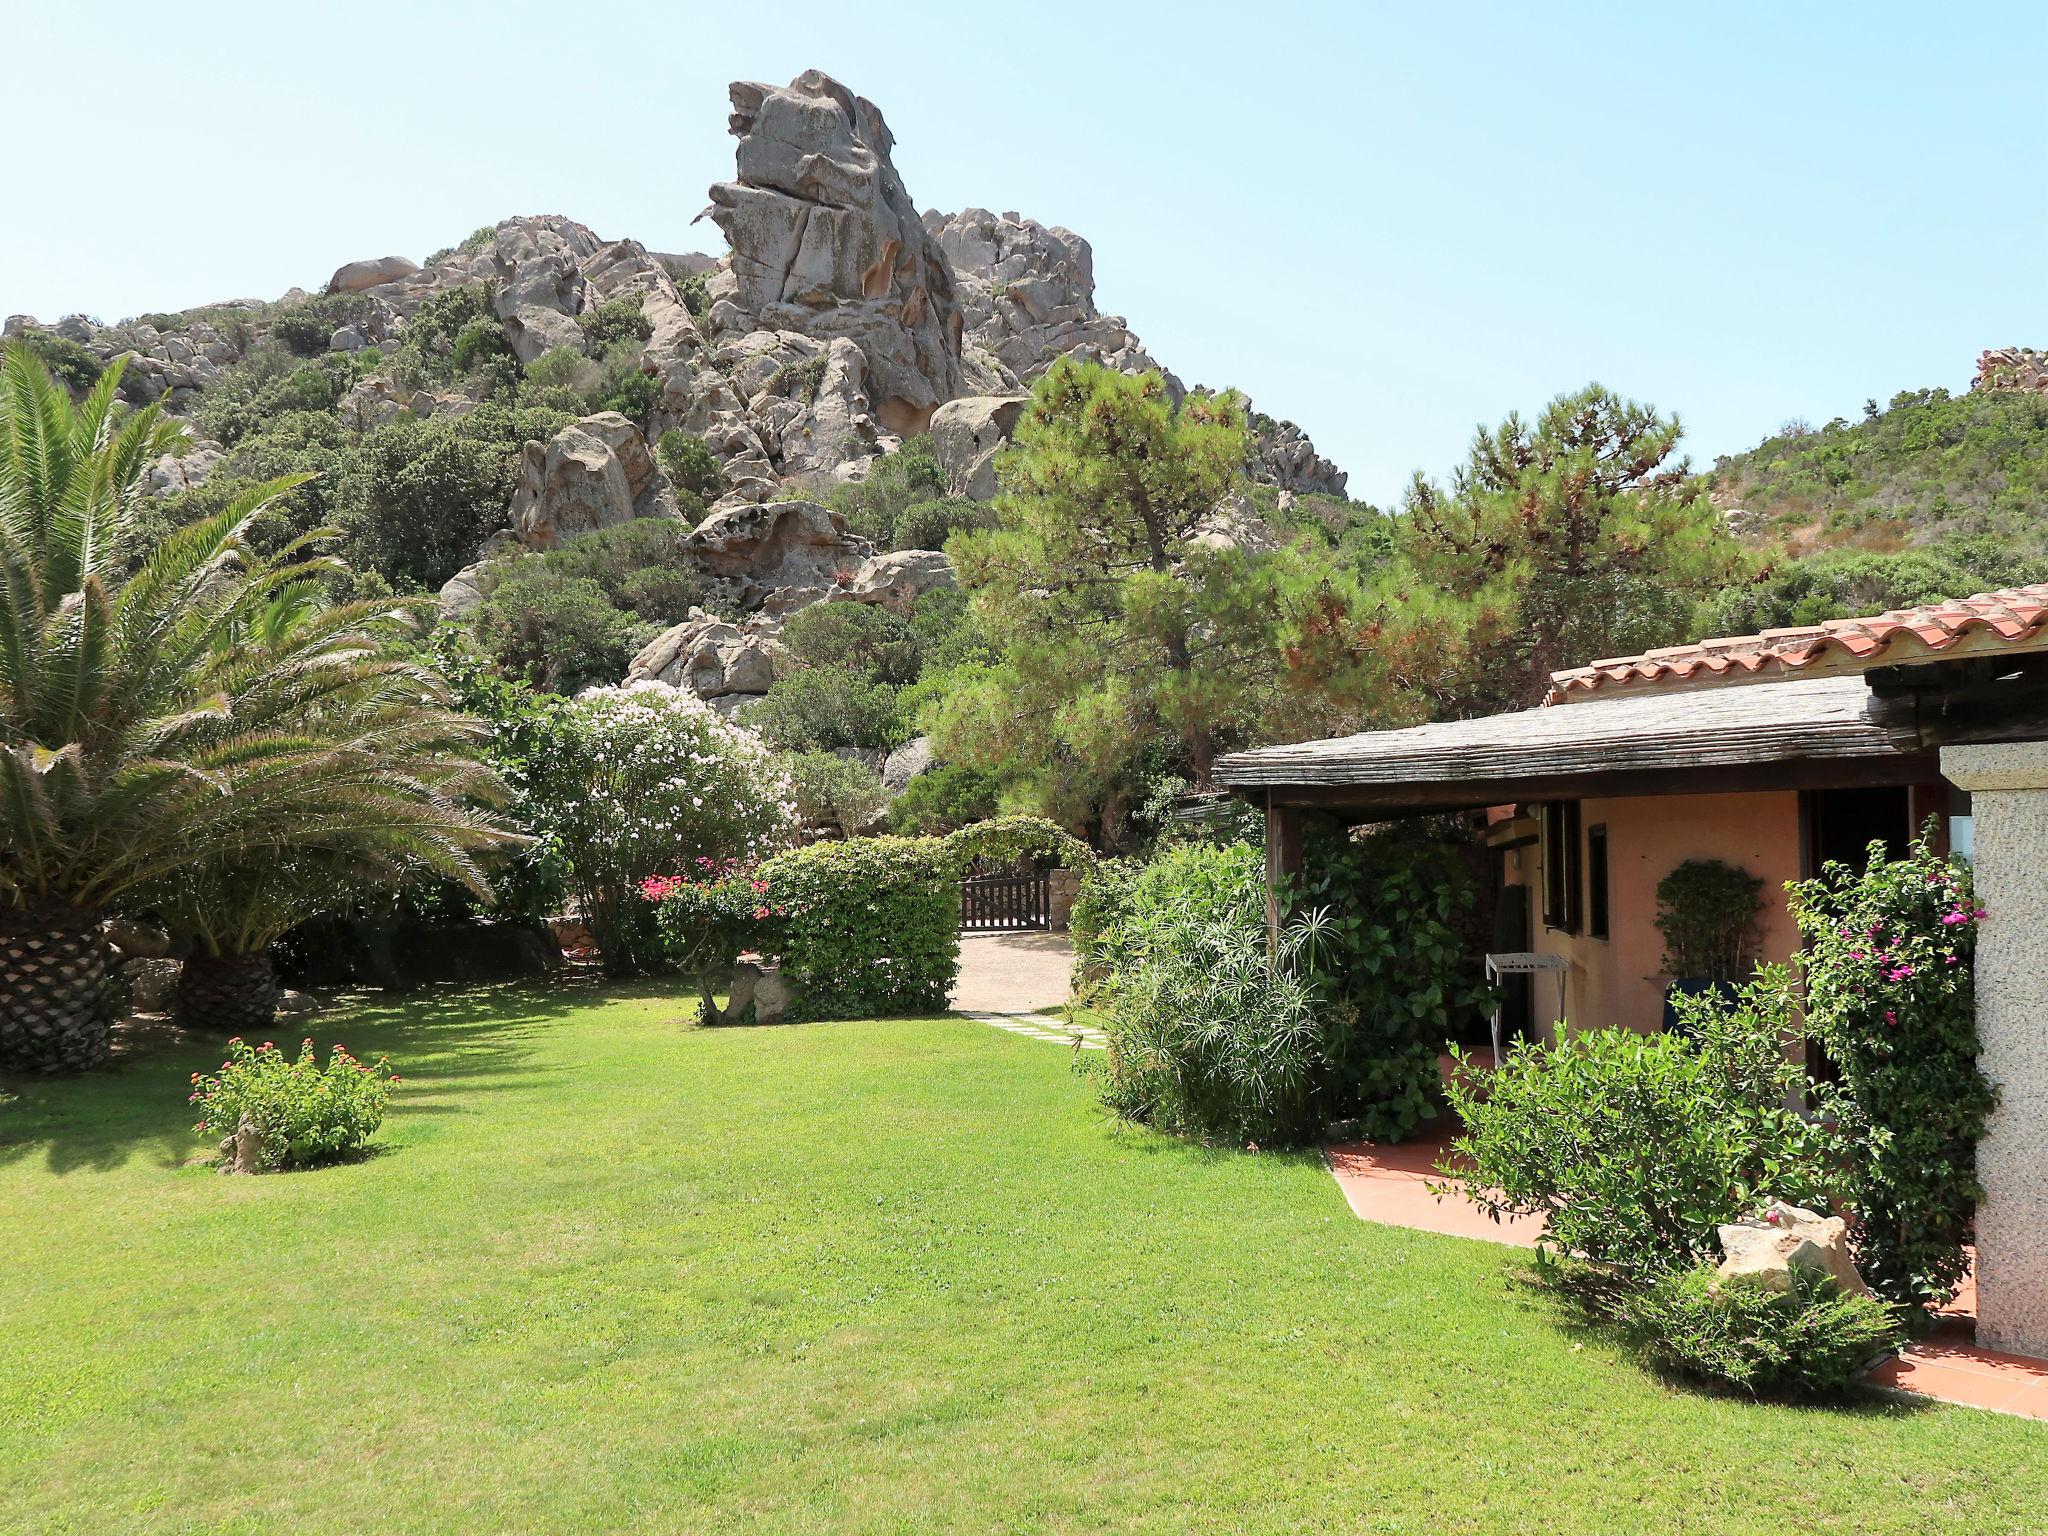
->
[2,979,2044,1534]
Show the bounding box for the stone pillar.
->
[1942,741,2048,1357]
[1046,868,1081,933]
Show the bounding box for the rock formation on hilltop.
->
[701,71,973,438]
[5,64,1355,714]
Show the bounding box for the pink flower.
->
[1884,1010,1898,1027]
[1941,910,1969,926]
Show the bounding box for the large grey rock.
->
[685,499,871,610]
[881,736,934,795]
[626,609,781,699]
[327,255,420,294]
[706,71,966,437]
[1249,410,1348,498]
[144,440,225,497]
[509,412,676,548]
[840,549,954,613]
[930,394,1028,500]
[926,208,1171,390]
[1714,1200,1871,1298]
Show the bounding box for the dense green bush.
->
[896,496,993,552]
[471,520,700,692]
[525,685,796,974]
[745,665,905,753]
[189,1037,398,1171]
[1445,967,1835,1275]
[1654,858,1764,981]
[757,836,960,1020]
[827,434,945,546]
[1695,543,2048,639]
[197,344,370,445]
[337,403,569,590]
[942,813,1092,873]
[268,293,368,357]
[391,283,511,392]
[886,761,1000,834]
[1611,1264,1900,1398]
[783,751,888,837]
[11,326,103,392]
[1094,842,1327,1146]
[1790,831,1993,1313]
[579,296,653,350]
[1290,820,1491,1140]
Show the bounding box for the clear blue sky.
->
[8,1,2043,506]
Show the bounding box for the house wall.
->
[1502,790,1805,1039]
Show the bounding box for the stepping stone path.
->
[966,1012,1108,1050]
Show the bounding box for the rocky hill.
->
[5,71,1348,741]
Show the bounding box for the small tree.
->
[939,360,1270,798]
[1790,830,1994,1313]
[1654,859,1765,982]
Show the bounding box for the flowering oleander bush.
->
[190,1038,397,1171]
[525,684,797,974]
[645,859,787,1024]
[755,836,961,1020]
[1791,827,1994,1313]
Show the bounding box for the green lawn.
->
[2,983,2043,1535]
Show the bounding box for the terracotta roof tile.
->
[1547,583,2048,703]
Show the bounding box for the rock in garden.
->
[1714,1199,1871,1297]
[684,498,871,610]
[839,549,954,614]
[627,609,782,700]
[881,736,934,795]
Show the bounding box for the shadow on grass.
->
[0,972,615,1178]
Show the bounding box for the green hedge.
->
[759,837,960,1020]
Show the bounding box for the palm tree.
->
[0,343,514,1067]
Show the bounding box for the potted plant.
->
[1654,858,1765,1029]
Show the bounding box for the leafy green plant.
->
[1095,842,1328,1146]
[1290,819,1491,1140]
[1654,858,1764,981]
[756,836,959,1020]
[942,813,1092,874]
[1790,829,1993,1313]
[826,433,946,547]
[10,326,102,392]
[886,761,1000,835]
[1444,967,1835,1276]
[745,665,905,753]
[189,1037,398,1171]
[656,430,725,521]
[579,297,653,350]
[1611,1264,1900,1399]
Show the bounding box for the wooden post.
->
[1264,792,1303,946]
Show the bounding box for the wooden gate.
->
[960,870,1050,931]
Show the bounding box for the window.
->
[1586,824,1610,940]
[1541,800,1582,934]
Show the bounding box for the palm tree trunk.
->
[0,904,112,1073]
[174,951,280,1036]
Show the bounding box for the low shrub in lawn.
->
[756,836,960,1020]
[1443,967,1835,1276]
[1611,1264,1901,1399]
[189,1038,398,1171]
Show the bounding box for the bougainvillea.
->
[1790,827,1994,1313]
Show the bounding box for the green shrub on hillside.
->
[758,836,960,1020]
[1711,386,2048,553]
[828,434,945,546]
[336,402,571,590]
[10,326,103,392]
[783,751,889,838]
[887,761,1001,835]
[1696,541,2048,637]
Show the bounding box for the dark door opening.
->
[1801,785,1913,1083]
